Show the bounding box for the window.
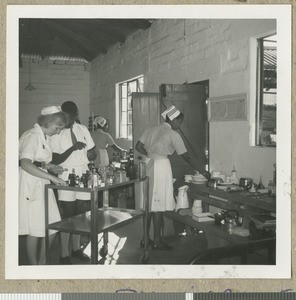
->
[256,33,277,146]
[117,75,144,139]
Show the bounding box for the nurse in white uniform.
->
[136,105,211,250]
[19,106,67,265]
[92,116,126,166]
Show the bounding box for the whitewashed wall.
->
[90,19,276,186]
[19,58,90,135]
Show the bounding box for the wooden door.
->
[132,92,160,162]
[159,83,209,183]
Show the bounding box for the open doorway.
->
[159,81,209,183]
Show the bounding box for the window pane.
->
[128,111,132,124]
[128,97,132,110]
[138,77,144,92]
[121,111,127,125]
[127,125,132,139]
[121,125,127,138]
[263,40,277,91]
[121,83,127,98]
[122,98,127,112]
[256,34,277,147]
[117,76,143,140]
[128,81,137,94]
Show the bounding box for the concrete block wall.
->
[19,58,90,135]
[90,19,276,185]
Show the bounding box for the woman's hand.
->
[50,176,67,186]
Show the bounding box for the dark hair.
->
[165,112,184,123]
[61,101,78,115]
[37,112,67,128]
[94,124,103,130]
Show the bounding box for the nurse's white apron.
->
[19,168,61,237]
[19,124,61,237]
[146,155,176,212]
[97,148,109,166]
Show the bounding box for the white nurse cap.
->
[93,116,107,127]
[41,106,62,115]
[161,105,181,120]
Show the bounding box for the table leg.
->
[90,189,98,264]
[45,186,49,265]
[103,190,109,208]
[141,177,150,263]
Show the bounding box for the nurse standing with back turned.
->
[136,105,211,250]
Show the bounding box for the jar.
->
[114,169,121,183]
[106,175,114,186]
[68,173,76,187]
[81,173,88,188]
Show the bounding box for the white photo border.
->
[6,4,291,279]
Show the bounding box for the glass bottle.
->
[88,160,95,171]
[126,153,135,180]
[68,168,76,187]
[120,163,127,182]
[92,168,99,187]
[257,175,265,189]
[81,173,88,188]
[231,165,238,184]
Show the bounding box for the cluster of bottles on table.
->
[212,164,276,196]
[67,148,146,188]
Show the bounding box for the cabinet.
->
[45,177,149,264]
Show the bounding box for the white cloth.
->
[49,122,95,201]
[147,158,175,212]
[161,105,180,120]
[41,106,62,115]
[19,124,61,237]
[93,116,107,127]
[139,122,187,212]
[97,149,109,166]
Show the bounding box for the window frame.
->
[116,75,144,140]
[249,31,277,147]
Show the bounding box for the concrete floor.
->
[19,217,271,265]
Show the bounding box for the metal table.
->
[45,177,149,264]
[167,182,276,264]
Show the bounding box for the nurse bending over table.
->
[19,106,67,265]
[136,105,211,250]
